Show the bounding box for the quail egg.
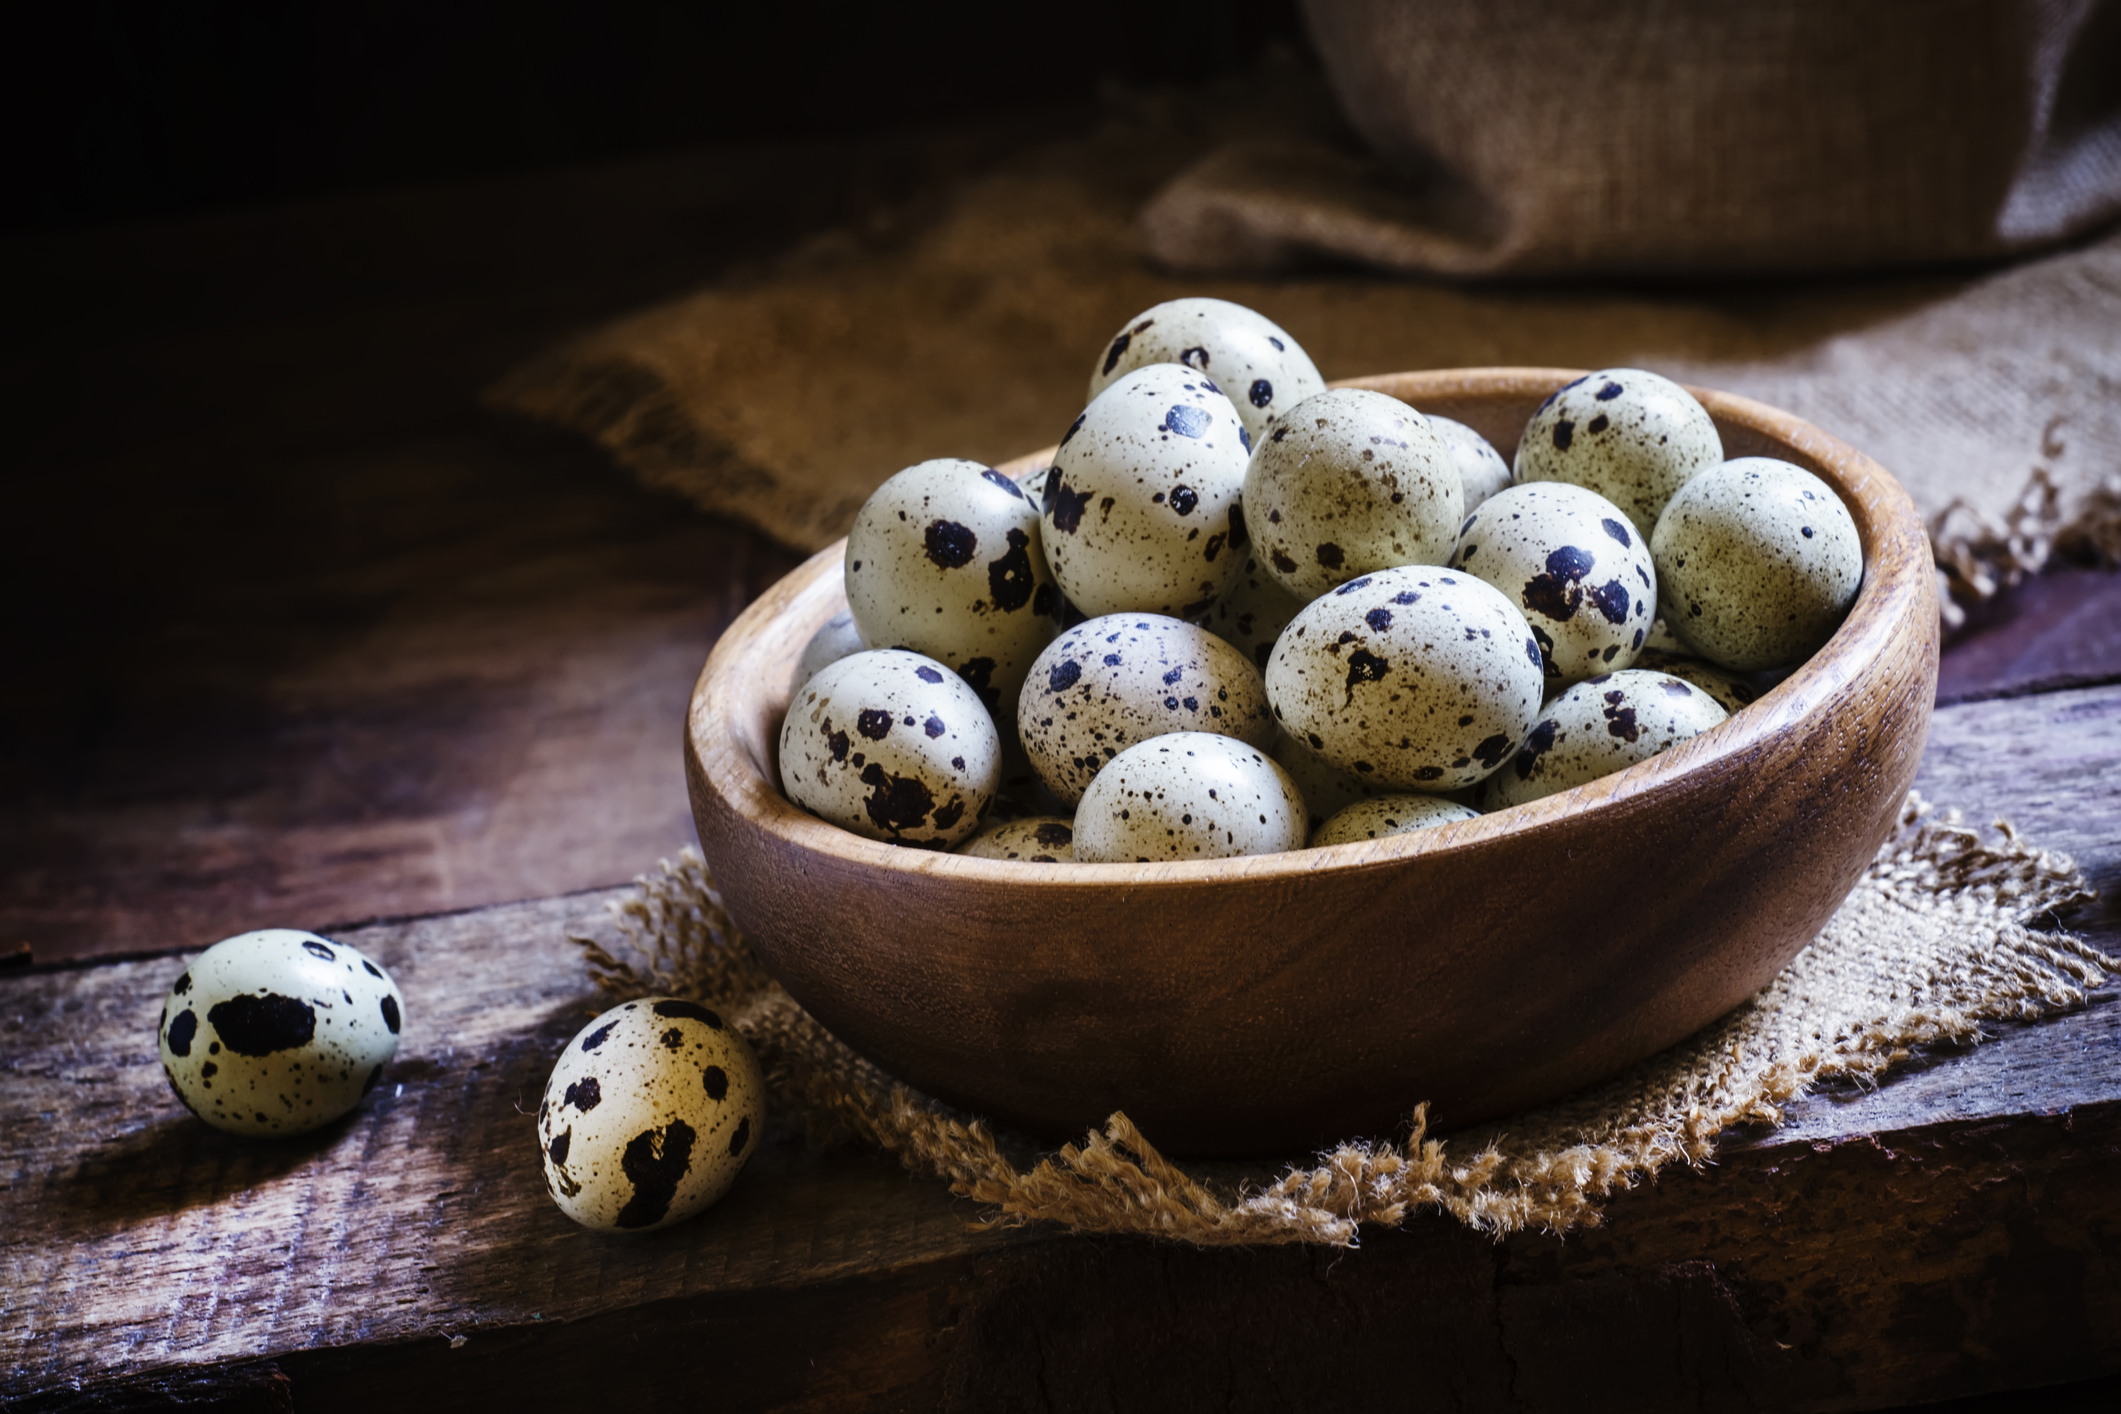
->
[1487,669,1729,809]
[1515,369,1722,535]
[1195,553,1308,675]
[538,998,765,1233]
[792,608,867,693]
[1272,732,1390,835]
[1448,481,1657,683]
[1266,568,1545,791]
[158,929,404,1137]
[1044,364,1253,619]
[1310,794,1480,848]
[1073,732,1307,863]
[1651,456,1864,671]
[1244,387,1463,599]
[781,649,999,847]
[844,458,1063,719]
[1427,415,1515,511]
[1630,647,1760,716]
[1088,297,1325,441]
[954,815,1077,862]
[1018,613,1274,806]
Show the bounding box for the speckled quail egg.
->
[1631,647,1760,716]
[1196,553,1308,676]
[1310,794,1480,848]
[1245,388,1463,599]
[1515,369,1722,536]
[1487,669,1729,809]
[1448,481,1657,684]
[1088,297,1325,441]
[158,929,403,1137]
[1017,613,1274,806]
[954,815,1077,862]
[1652,456,1863,671]
[1266,568,1545,792]
[1073,732,1307,863]
[1045,364,1253,619]
[1272,732,1389,835]
[792,608,867,693]
[1427,415,1515,512]
[1644,616,1689,653]
[538,997,764,1233]
[844,458,1063,719]
[781,649,999,847]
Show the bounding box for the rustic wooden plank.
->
[5,683,2119,1410]
[1939,568,2121,707]
[0,114,1095,970]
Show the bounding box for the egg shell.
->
[1244,387,1464,600]
[538,998,765,1233]
[158,929,404,1137]
[1045,364,1254,619]
[844,458,1063,720]
[791,608,868,694]
[1088,297,1325,441]
[1017,613,1274,806]
[954,815,1078,862]
[1073,732,1307,863]
[1428,414,1515,512]
[1448,481,1658,684]
[1310,794,1480,848]
[1487,669,1730,809]
[780,649,1000,847]
[1194,553,1308,677]
[1265,567,1546,791]
[1272,731,1389,835]
[1652,456,1865,671]
[1630,647,1761,716]
[1515,369,1722,535]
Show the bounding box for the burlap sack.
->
[1144,0,2121,279]
[574,796,2108,1244]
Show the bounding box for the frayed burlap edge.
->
[569,793,2108,1247]
[1930,449,2121,629]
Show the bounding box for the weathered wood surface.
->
[5,683,2117,1411]
[0,116,1079,968]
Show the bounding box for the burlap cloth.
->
[488,75,2121,622]
[573,796,2110,1244]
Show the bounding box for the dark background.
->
[2,0,1304,234]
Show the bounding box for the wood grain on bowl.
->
[685,369,1940,1157]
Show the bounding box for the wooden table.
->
[4,127,2120,1412]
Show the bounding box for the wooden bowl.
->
[685,369,1939,1157]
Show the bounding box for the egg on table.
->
[158,928,404,1137]
[1017,613,1274,806]
[1486,669,1729,809]
[1265,568,1546,792]
[1072,732,1308,863]
[1651,456,1864,671]
[1044,363,1254,620]
[1310,794,1481,848]
[781,649,1000,848]
[538,998,765,1233]
[1244,387,1463,600]
[1448,481,1657,684]
[1515,368,1722,536]
[843,457,1063,719]
[1087,296,1325,441]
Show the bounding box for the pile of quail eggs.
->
[783,296,1864,861]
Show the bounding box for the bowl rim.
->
[688,366,1928,888]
